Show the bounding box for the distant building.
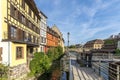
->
[117,41,120,49]
[39,11,47,53]
[84,39,104,50]
[75,44,83,48]
[109,35,114,39]
[46,26,59,52]
[109,33,120,39]
[92,39,118,54]
[51,25,64,52]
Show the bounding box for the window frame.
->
[16,47,24,59]
[10,26,17,39]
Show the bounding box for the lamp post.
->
[67,32,72,80]
[67,32,70,51]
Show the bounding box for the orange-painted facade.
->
[46,27,59,52]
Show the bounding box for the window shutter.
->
[8,24,11,39]
[0,47,2,61]
[18,12,22,23]
[10,4,14,17]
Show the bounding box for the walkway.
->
[69,52,103,80]
[71,60,102,80]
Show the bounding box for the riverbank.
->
[37,60,61,80]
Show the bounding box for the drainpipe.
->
[8,41,10,66]
[7,0,10,79]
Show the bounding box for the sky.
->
[34,0,120,45]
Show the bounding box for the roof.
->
[39,10,48,19]
[51,24,62,36]
[84,39,104,46]
[47,26,60,38]
[25,0,40,19]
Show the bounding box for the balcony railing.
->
[2,32,39,46]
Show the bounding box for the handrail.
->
[92,62,120,80]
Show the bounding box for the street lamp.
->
[67,32,73,80]
[67,32,70,51]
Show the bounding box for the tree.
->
[69,45,76,48]
[47,48,54,61]
[47,46,63,60]
[115,49,120,55]
[30,52,51,75]
[104,39,115,45]
[30,46,64,77]
[56,45,63,56]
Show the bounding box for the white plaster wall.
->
[39,45,44,52]
[0,42,11,65]
[40,17,47,45]
[117,41,120,49]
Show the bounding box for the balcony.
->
[2,32,39,46]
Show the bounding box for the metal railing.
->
[92,54,113,61]
[92,62,120,80]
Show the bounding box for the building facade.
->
[0,0,40,79]
[51,25,64,52]
[46,26,59,52]
[39,11,47,52]
[84,39,104,50]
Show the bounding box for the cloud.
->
[35,0,120,45]
[52,0,61,6]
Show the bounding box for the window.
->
[37,18,39,23]
[11,26,17,39]
[33,14,35,20]
[0,47,2,61]
[28,34,32,42]
[33,25,36,31]
[41,37,43,43]
[29,8,31,16]
[21,15,26,24]
[16,47,23,59]
[10,4,18,19]
[33,36,35,43]
[14,8,18,19]
[22,0,25,9]
[28,21,32,28]
[41,37,46,43]
[44,38,46,43]
[11,4,14,16]
[37,29,40,34]
[24,32,28,42]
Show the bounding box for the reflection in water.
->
[61,72,67,80]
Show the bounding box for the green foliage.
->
[115,49,120,55]
[56,45,63,55]
[47,48,54,61]
[47,46,63,60]
[0,64,8,80]
[0,64,8,71]
[104,39,115,45]
[29,45,64,78]
[30,52,51,75]
[69,45,76,48]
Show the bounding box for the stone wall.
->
[9,63,28,79]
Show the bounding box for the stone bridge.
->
[67,48,83,53]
